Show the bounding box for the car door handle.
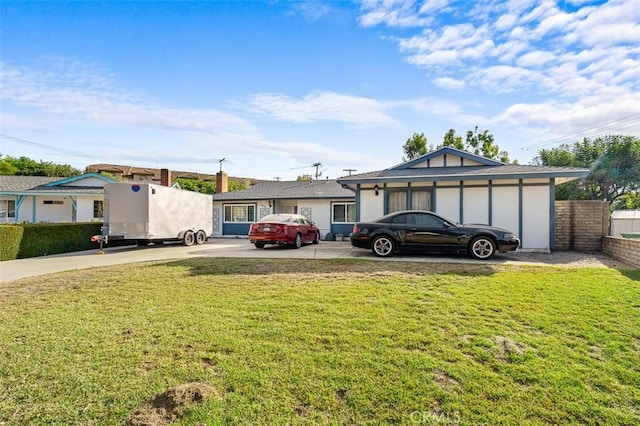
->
[409,228,417,231]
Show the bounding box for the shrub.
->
[0,225,24,261]
[0,223,103,260]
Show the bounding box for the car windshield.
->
[258,214,296,223]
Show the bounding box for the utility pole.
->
[312,162,322,180]
[343,168,357,176]
[273,176,281,181]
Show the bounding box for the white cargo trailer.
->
[100,182,213,246]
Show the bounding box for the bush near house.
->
[0,225,24,260]
[0,223,102,260]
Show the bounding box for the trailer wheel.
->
[195,230,207,245]
[183,230,195,246]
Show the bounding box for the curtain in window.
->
[388,191,407,213]
[412,190,431,211]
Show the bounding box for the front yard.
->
[1,259,639,425]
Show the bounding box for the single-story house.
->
[0,173,115,224]
[336,147,589,252]
[212,179,356,238]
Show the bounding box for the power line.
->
[0,133,95,158]
[522,112,640,151]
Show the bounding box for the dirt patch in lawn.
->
[128,382,217,426]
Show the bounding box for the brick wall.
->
[555,200,609,252]
[603,237,640,269]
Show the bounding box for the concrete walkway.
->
[0,238,630,283]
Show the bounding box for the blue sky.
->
[1,0,639,180]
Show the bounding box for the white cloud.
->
[433,77,466,89]
[291,1,332,21]
[243,91,398,126]
[494,13,518,31]
[356,0,640,113]
[0,60,254,135]
[418,0,451,14]
[516,50,557,67]
[358,0,435,28]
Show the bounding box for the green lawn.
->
[1,259,639,425]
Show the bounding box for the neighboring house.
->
[212,180,356,238]
[336,147,589,252]
[0,173,115,224]
[86,163,261,187]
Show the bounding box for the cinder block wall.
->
[555,200,609,252]
[603,237,640,269]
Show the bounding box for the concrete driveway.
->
[0,238,629,283]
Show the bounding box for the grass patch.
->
[1,259,639,425]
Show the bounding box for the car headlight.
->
[504,233,518,240]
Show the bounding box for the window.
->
[43,200,64,205]
[411,190,431,211]
[224,204,256,223]
[407,213,445,227]
[332,203,356,223]
[388,191,407,213]
[93,200,104,219]
[0,200,15,220]
[387,188,432,213]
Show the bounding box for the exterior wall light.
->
[374,184,379,196]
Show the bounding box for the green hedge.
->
[0,225,24,261]
[0,223,103,261]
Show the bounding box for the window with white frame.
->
[224,204,256,222]
[93,200,104,219]
[0,200,16,221]
[332,202,356,223]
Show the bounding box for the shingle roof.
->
[0,175,109,195]
[0,176,61,192]
[213,180,355,201]
[338,164,589,183]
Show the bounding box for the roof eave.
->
[337,170,589,185]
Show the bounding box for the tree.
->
[296,174,313,182]
[0,155,18,175]
[174,177,217,194]
[440,127,511,163]
[228,179,249,192]
[442,129,464,150]
[534,135,640,209]
[403,132,433,161]
[0,155,81,176]
[174,177,250,194]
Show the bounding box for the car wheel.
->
[469,236,496,260]
[195,230,207,245]
[182,230,195,246]
[293,233,302,249]
[255,242,265,249]
[313,231,320,244]
[372,235,395,257]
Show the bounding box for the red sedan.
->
[248,213,321,249]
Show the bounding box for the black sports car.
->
[350,210,520,259]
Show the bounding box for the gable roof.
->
[338,147,589,185]
[392,146,505,169]
[43,173,112,187]
[0,174,115,196]
[213,180,355,201]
